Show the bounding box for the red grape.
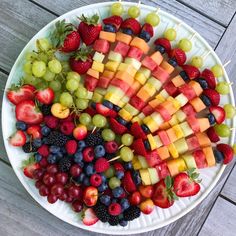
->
[65,195,73,203]
[33,169,44,180]
[56,173,68,185]
[68,185,83,199]
[51,184,64,197]
[46,164,58,174]
[39,157,48,168]
[47,194,58,204]
[43,173,56,186]
[59,192,68,201]
[72,200,83,212]
[70,164,82,177]
[39,184,49,196]
[35,180,43,189]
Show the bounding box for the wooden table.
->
[0,0,236,235]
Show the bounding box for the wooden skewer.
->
[91,126,96,133]
[155,7,160,13]
[223,60,231,68]
[137,0,141,7]
[189,32,197,41]
[174,22,182,31]
[202,51,211,60]
[108,155,121,162]
[119,144,125,149]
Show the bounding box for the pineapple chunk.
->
[125,57,142,70]
[119,109,132,121]
[174,138,188,154]
[108,51,123,63]
[118,63,137,77]
[139,169,152,185]
[147,134,157,150]
[179,122,193,137]
[139,67,151,78]
[105,61,119,72]
[135,72,147,85]
[93,52,105,63]
[168,143,179,158]
[132,156,142,170]
[153,135,163,148]
[148,77,162,91]
[92,61,104,73]
[150,113,164,126]
[172,124,184,139]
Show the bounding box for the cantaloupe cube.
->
[161,100,177,115]
[136,88,151,101]
[116,32,132,44]
[130,37,150,54]
[167,158,187,177]
[203,147,216,167]
[115,71,133,84]
[167,96,181,110]
[172,75,185,87]
[125,57,142,70]
[159,122,171,130]
[93,52,105,62]
[108,51,123,62]
[142,83,156,97]
[99,31,116,42]
[92,61,104,73]
[150,51,163,65]
[166,128,178,143]
[87,68,99,79]
[102,70,115,79]
[198,118,210,132]
[160,60,175,74]
[189,97,206,112]
[149,98,163,108]
[105,61,120,72]
[189,80,203,97]
[195,132,211,147]
[156,146,170,160]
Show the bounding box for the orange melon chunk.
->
[189,97,206,112]
[130,37,150,54]
[160,60,175,74]
[203,147,216,167]
[99,31,116,42]
[116,32,132,44]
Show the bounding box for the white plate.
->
[2,1,235,235]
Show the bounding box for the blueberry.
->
[168,58,178,67]
[74,151,83,163]
[100,173,107,183]
[119,220,128,227]
[139,30,151,42]
[127,122,132,130]
[83,177,90,186]
[33,138,42,148]
[144,139,151,150]
[112,187,124,198]
[116,116,128,126]
[75,172,85,183]
[141,124,150,134]
[41,126,51,136]
[102,100,113,109]
[214,150,224,163]
[197,78,208,89]
[49,145,60,154]
[85,163,95,176]
[34,153,42,162]
[116,171,124,179]
[98,183,108,192]
[61,147,67,154]
[42,137,49,144]
[104,24,116,33]
[94,145,105,158]
[100,195,111,206]
[47,154,57,164]
[91,102,96,109]
[132,170,142,186]
[201,94,212,107]
[77,140,86,151]
[113,104,121,112]
[122,28,133,35]
[120,198,130,210]
[155,45,165,54]
[208,113,216,125]
[16,121,27,131]
[179,71,190,82]
[124,162,133,170]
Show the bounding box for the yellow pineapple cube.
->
[92,61,104,73]
[135,72,147,85]
[118,109,132,121]
[124,103,139,116]
[92,92,103,103]
[132,156,142,170]
[118,63,137,77]
[147,134,157,150]
[132,116,142,124]
[168,143,179,158]
[105,61,120,72]
[172,124,184,139]
[104,93,120,105]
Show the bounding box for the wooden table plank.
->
[33,0,225,48]
[179,0,236,26]
[198,197,236,236]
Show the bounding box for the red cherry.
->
[46,164,58,174]
[68,185,83,199]
[47,194,58,204]
[70,164,82,177]
[51,183,64,197]
[59,192,68,201]
[33,169,44,180]
[39,184,49,196]
[35,180,43,189]
[129,191,142,206]
[56,173,68,185]
[83,147,95,162]
[72,200,83,212]
[43,173,56,186]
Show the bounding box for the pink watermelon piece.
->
[93,39,110,54]
[142,56,157,71]
[114,41,130,57]
[127,46,143,61]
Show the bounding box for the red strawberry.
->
[173,172,200,197]
[121,18,141,35]
[113,162,125,172]
[201,69,216,89]
[9,130,26,147]
[26,125,42,139]
[7,84,35,105]
[209,106,226,124]
[96,103,116,117]
[15,100,43,125]
[142,23,154,37]
[203,89,220,106]
[216,144,234,164]
[152,178,175,208]
[207,127,220,143]
[23,157,41,179]
[130,122,147,139]
[51,20,80,53]
[103,15,123,30]
[154,38,171,53]
[182,65,200,79]
[82,208,99,226]
[69,46,93,74]
[109,118,127,135]
[122,171,137,193]
[131,138,147,157]
[36,88,54,105]
[78,14,102,45]
[169,48,186,65]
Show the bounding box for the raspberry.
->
[90,174,102,187]
[113,162,125,172]
[108,203,122,216]
[60,121,75,135]
[105,141,118,154]
[65,140,77,155]
[44,115,59,129]
[38,144,49,157]
[94,158,110,173]
[83,147,95,162]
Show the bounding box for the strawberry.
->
[109,118,127,135]
[130,122,147,139]
[15,100,43,125]
[182,65,200,79]
[201,69,216,89]
[131,138,147,157]
[122,171,137,193]
[173,170,201,197]
[142,23,154,37]
[26,125,42,139]
[22,156,40,179]
[154,38,171,53]
[95,103,116,117]
[169,48,186,65]
[78,14,102,45]
[216,144,234,164]
[82,208,98,226]
[69,45,93,74]
[209,106,226,124]
[152,177,177,208]
[103,15,123,30]
[51,20,80,53]
[121,18,141,35]
[203,89,220,106]
[207,127,220,143]
[9,130,26,147]
[7,84,35,105]
[36,88,54,105]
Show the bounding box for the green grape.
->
[36,38,51,51]
[111,2,124,16]
[48,59,62,74]
[109,177,121,189]
[211,64,223,77]
[25,52,37,61]
[66,78,79,92]
[59,92,73,107]
[32,60,46,77]
[102,129,115,141]
[67,71,81,82]
[128,6,140,18]
[145,12,160,27]
[120,146,134,162]
[23,61,32,74]
[233,144,236,155]
[23,74,38,86]
[35,81,48,90]
[75,98,89,110]
[121,133,134,146]
[214,124,230,137]
[53,91,61,103]
[75,86,88,98]
[216,82,230,95]
[49,80,61,92]
[224,104,236,119]
[178,38,192,52]
[79,113,91,125]
[43,69,55,81]
[164,28,177,41]
[61,61,70,72]
[104,166,115,178]
[191,56,203,68]
[92,114,107,128]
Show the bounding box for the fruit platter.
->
[2,1,236,234]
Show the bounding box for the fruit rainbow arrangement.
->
[5,1,236,228]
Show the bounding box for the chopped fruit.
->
[82,208,99,226]
[154,38,171,53]
[111,2,124,16]
[96,103,115,117]
[169,48,186,65]
[94,158,110,173]
[83,186,98,207]
[108,203,122,216]
[216,82,230,95]
[139,185,154,198]
[201,69,216,89]
[103,15,123,30]
[27,125,42,139]
[109,118,127,135]
[214,124,231,137]
[129,191,142,206]
[51,103,70,119]
[203,89,220,106]
[209,106,226,124]
[121,18,141,35]
[182,65,200,79]
[131,139,147,157]
[207,127,220,143]
[23,157,40,179]
[140,199,154,214]
[122,171,137,193]
[130,122,147,139]
[36,88,54,105]
[9,130,26,147]
[73,125,87,140]
[216,144,234,164]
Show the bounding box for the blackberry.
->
[105,153,116,159]
[46,131,67,147]
[41,105,51,116]
[93,202,110,222]
[58,157,72,172]
[123,206,141,221]
[85,132,103,146]
[108,216,120,226]
[22,142,38,153]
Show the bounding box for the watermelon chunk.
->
[84,75,98,91]
[130,95,146,111]
[114,41,130,57]
[146,150,162,167]
[155,162,171,180]
[127,46,143,61]
[93,39,110,54]
[193,150,208,168]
